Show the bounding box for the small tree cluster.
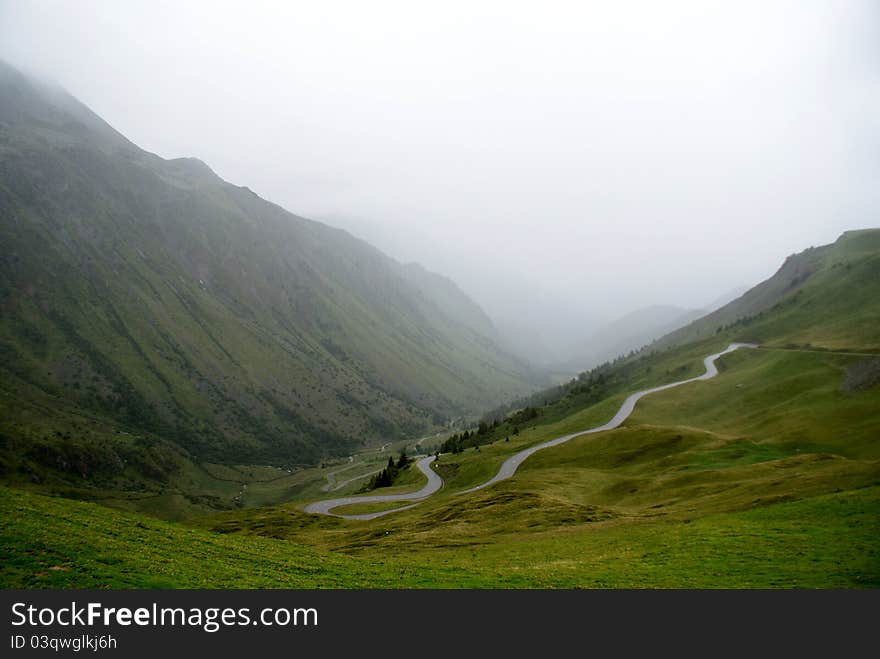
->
[365,451,410,490]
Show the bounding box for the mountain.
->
[0,61,537,488]
[477,228,880,434]
[652,229,880,351]
[321,211,608,368]
[398,262,500,342]
[569,304,704,369]
[702,285,750,313]
[562,286,752,371]
[564,231,878,372]
[3,230,878,587]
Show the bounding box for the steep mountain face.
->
[0,61,536,478]
[653,229,880,351]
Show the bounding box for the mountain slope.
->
[569,227,880,374]
[178,239,880,584]
[466,229,880,447]
[570,304,704,369]
[653,229,880,351]
[0,61,536,488]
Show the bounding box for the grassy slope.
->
[2,73,878,593]
[0,485,455,588]
[2,483,877,588]
[655,229,880,351]
[10,262,879,588]
[181,310,879,586]
[3,342,878,586]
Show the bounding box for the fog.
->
[2,1,878,363]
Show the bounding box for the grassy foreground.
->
[1,484,878,588]
[2,345,879,588]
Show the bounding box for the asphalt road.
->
[303,455,442,520]
[304,342,756,518]
[460,342,757,493]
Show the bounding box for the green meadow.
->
[2,230,879,588]
[4,339,878,588]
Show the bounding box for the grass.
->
[330,501,422,516]
[2,342,878,588]
[448,485,880,588]
[2,343,877,589]
[2,484,877,588]
[0,485,450,588]
[186,344,879,588]
[628,347,880,458]
[3,230,879,587]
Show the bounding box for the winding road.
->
[303,455,443,520]
[460,342,756,492]
[321,460,358,492]
[304,343,756,519]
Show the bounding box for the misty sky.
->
[2,1,878,362]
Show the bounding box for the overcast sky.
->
[2,0,878,362]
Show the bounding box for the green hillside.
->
[173,230,879,587]
[2,230,878,585]
[0,56,877,588]
[172,346,877,588]
[2,481,878,588]
[0,60,537,502]
[654,229,880,351]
